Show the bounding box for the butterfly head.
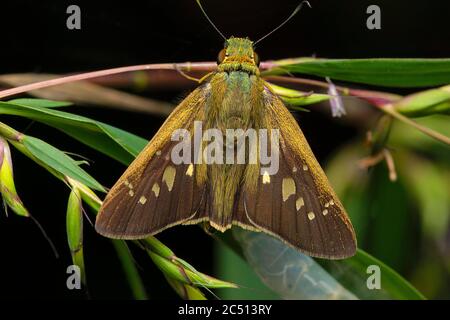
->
[217,37,260,75]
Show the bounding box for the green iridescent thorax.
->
[217,37,259,75]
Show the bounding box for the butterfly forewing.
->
[95,87,208,239]
[241,89,356,259]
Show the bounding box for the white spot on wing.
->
[307,211,315,220]
[262,171,271,184]
[296,197,304,211]
[152,183,160,198]
[186,164,194,177]
[162,166,176,191]
[139,196,147,205]
[282,178,296,202]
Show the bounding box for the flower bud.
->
[66,187,86,284]
[0,137,29,217]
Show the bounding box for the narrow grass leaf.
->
[233,228,357,300]
[112,240,148,300]
[8,98,72,108]
[269,58,450,87]
[320,249,426,300]
[22,136,105,192]
[0,101,147,165]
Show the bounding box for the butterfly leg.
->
[173,63,212,84]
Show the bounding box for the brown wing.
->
[241,89,357,259]
[95,86,208,239]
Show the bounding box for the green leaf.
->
[269,58,450,88]
[0,100,147,165]
[389,115,450,163]
[233,228,357,299]
[398,154,450,239]
[214,238,279,299]
[365,166,417,273]
[324,146,425,299]
[320,250,426,300]
[8,98,72,108]
[232,228,424,300]
[112,240,148,300]
[22,136,105,192]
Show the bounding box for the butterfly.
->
[95,35,357,259]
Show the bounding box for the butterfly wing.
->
[95,86,208,239]
[241,88,357,259]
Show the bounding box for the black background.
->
[0,0,449,299]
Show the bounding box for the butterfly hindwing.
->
[241,89,357,259]
[95,86,208,239]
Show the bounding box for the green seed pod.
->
[147,250,236,289]
[142,236,175,259]
[66,187,86,284]
[394,85,450,117]
[165,276,207,300]
[0,137,29,217]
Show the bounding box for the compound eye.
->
[253,52,260,66]
[217,48,227,64]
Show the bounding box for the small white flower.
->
[326,77,346,118]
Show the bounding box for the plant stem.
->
[0,61,280,100]
[264,75,402,105]
[382,104,450,145]
[0,62,216,99]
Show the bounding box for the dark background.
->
[0,0,449,299]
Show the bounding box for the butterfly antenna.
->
[254,0,312,45]
[196,0,227,41]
